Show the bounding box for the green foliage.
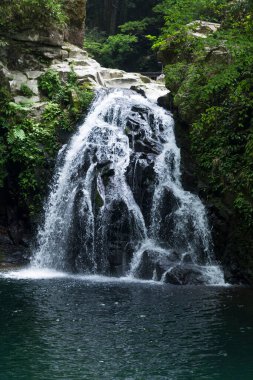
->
[0,100,58,212]
[38,70,62,100]
[119,18,151,34]
[100,34,138,68]
[20,84,34,97]
[84,30,139,70]
[0,139,7,187]
[39,69,94,120]
[85,10,162,71]
[159,0,253,227]
[153,0,227,36]
[164,62,188,92]
[0,69,94,215]
[0,0,66,33]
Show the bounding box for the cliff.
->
[159,18,253,284]
[0,0,88,267]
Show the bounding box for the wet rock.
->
[0,234,13,246]
[134,138,163,155]
[154,186,180,245]
[0,226,30,267]
[205,46,231,65]
[67,184,97,273]
[173,120,198,192]
[4,250,29,265]
[126,153,156,225]
[136,250,156,280]
[11,29,64,47]
[130,86,146,97]
[157,93,173,110]
[135,249,180,281]
[96,160,112,170]
[164,265,206,285]
[106,200,142,275]
[0,63,11,92]
[182,253,193,264]
[7,207,26,245]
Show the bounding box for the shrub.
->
[20,84,34,97]
[0,0,66,33]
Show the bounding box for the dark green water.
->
[0,275,253,380]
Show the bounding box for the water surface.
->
[0,274,252,380]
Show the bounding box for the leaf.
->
[13,128,26,140]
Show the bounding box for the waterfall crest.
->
[32,89,224,285]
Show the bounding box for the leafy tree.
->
[85,1,162,71]
[86,0,159,35]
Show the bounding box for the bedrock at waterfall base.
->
[32,89,224,285]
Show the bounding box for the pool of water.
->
[0,271,253,380]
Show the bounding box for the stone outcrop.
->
[0,1,87,48]
[63,0,87,47]
[187,20,221,39]
[0,40,168,113]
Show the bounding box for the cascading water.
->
[32,88,224,285]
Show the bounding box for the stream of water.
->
[29,89,224,285]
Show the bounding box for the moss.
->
[20,84,34,97]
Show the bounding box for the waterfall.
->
[32,89,224,285]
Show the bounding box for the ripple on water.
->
[0,274,252,380]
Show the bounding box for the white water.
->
[28,88,224,285]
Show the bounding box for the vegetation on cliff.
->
[154,0,253,280]
[0,69,93,216]
[0,0,93,221]
[0,0,66,33]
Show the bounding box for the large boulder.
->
[164,264,206,285]
[135,249,180,281]
[187,20,221,39]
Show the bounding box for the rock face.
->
[62,100,170,276]
[164,265,206,285]
[0,0,85,265]
[0,0,168,270]
[63,0,87,47]
[0,40,167,109]
[187,20,221,39]
[31,89,225,286]
[0,1,87,48]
